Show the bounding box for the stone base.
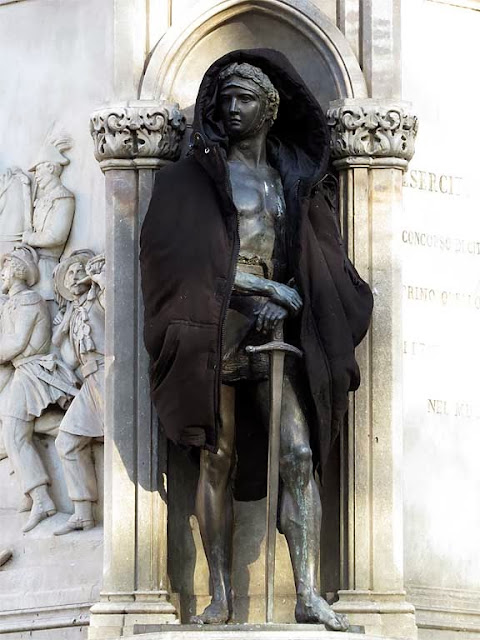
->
[121,624,402,640]
[334,591,418,639]
[121,623,392,639]
[0,492,102,638]
[88,598,178,639]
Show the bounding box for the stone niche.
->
[139,3,365,623]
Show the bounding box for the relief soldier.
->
[22,136,75,300]
[140,50,373,628]
[0,245,78,532]
[53,251,105,535]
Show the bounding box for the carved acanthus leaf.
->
[326,100,418,166]
[90,102,186,163]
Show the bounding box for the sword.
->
[245,321,302,623]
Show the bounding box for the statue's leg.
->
[54,431,96,535]
[2,416,49,494]
[191,384,236,624]
[255,379,348,631]
[2,416,56,532]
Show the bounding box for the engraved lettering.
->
[403,169,464,196]
[428,399,449,415]
[402,229,480,255]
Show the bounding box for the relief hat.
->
[1,245,40,287]
[53,249,95,302]
[29,134,72,172]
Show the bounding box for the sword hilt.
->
[245,342,302,357]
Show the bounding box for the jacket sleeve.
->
[308,188,373,347]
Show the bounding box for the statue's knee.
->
[280,444,313,483]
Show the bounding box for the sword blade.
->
[265,346,285,623]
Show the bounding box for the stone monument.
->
[140,49,373,631]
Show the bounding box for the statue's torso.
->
[223,160,287,383]
[1,292,51,359]
[71,296,105,364]
[228,160,286,281]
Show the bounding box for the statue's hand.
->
[52,310,65,326]
[256,301,288,334]
[269,282,303,315]
[86,254,106,289]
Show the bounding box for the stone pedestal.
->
[327,99,418,639]
[87,101,186,640]
[122,624,387,640]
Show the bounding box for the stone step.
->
[121,623,392,640]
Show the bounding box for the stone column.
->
[87,101,186,639]
[326,100,419,639]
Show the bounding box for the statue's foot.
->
[54,515,95,536]
[190,599,230,625]
[22,498,56,533]
[295,593,349,632]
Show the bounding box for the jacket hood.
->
[192,48,330,186]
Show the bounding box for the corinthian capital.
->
[90,101,186,170]
[326,99,418,169]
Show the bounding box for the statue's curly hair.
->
[9,256,28,280]
[218,62,280,122]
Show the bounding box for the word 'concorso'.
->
[402,230,480,255]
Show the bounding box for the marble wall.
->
[401,1,480,637]
[0,0,112,637]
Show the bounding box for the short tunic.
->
[1,354,78,422]
[222,294,270,384]
[59,361,104,437]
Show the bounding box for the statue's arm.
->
[86,254,106,310]
[0,306,36,363]
[234,270,302,315]
[23,197,75,249]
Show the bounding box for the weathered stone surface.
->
[90,102,186,168]
[327,100,418,168]
[122,624,389,640]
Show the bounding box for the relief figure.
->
[0,245,78,532]
[53,251,105,535]
[23,135,75,300]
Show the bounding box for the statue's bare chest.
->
[228,161,286,276]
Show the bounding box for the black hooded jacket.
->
[140,49,373,485]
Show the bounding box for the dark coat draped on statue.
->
[140,48,373,496]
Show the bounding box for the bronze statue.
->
[140,49,373,630]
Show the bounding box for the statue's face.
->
[35,162,55,188]
[1,257,21,293]
[65,261,89,298]
[218,76,267,140]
